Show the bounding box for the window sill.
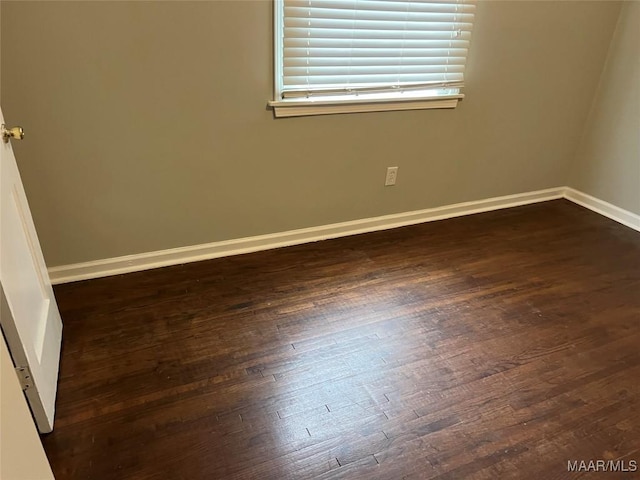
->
[268,94,464,118]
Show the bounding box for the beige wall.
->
[568,1,640,215]
[1,1,622,267]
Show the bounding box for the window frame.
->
[269,0,469,118]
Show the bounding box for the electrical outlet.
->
[385,166,398,186]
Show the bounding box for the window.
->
[270,0,476,117]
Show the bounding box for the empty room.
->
[0,0,638,479]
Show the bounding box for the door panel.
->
[0,107,63,433]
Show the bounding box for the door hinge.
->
[15,366,33,391]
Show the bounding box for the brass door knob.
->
[2,124,25,143]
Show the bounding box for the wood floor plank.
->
[42,200,640,479]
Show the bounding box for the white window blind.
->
[274,0,476,104]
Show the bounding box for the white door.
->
[0,107,63,434]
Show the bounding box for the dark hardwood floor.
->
[42,200,640,479]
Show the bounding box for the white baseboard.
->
[49,185,638,284]
[564,187,640,232]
